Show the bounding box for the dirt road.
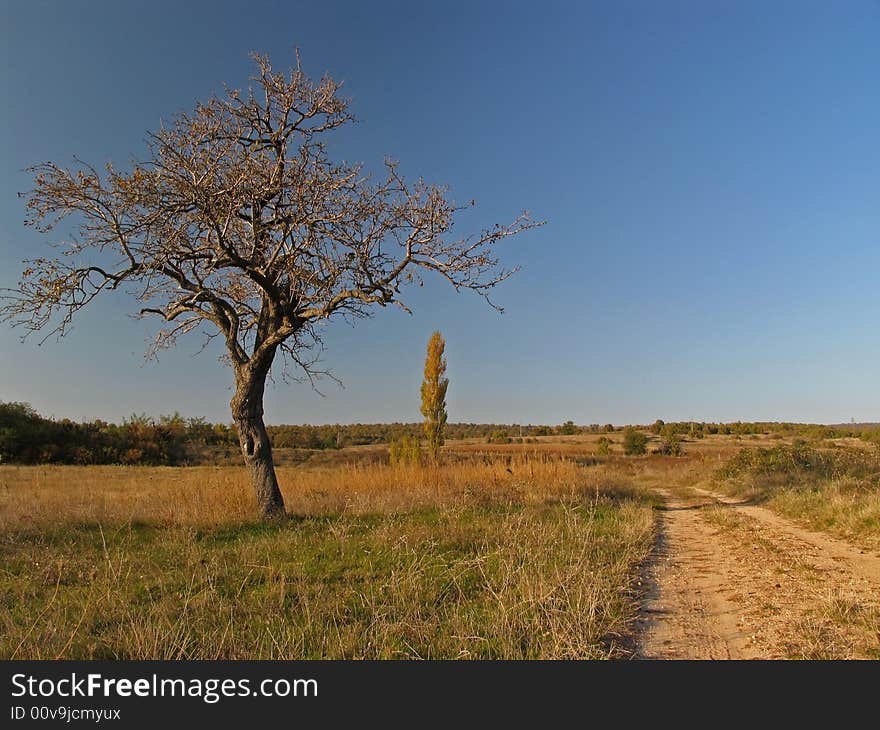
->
[635,487,880,659]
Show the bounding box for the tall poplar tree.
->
[420,331,448,462]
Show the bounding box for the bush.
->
[716,443,880,509]
[487,430,512,444]
[622,427,648,456]
[658,425,682,456]
[389,435,421,466]
[595,436,612,456]
[718,443,879,485]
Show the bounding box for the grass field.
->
[0,455,655,659]
[3,433,879,660]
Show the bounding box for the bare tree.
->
[1,53,542,519]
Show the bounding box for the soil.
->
[635,486,880,659]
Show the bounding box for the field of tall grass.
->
[0,456,656,659]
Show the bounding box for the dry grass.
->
[2,455,643,527]
[713,443,880,549]
[0,455,656,659]
[767,484,880,550]
[700,503,880,659]
[789,589,880,660]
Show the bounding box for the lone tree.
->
[1,53,540,518]
[420,330,448,462]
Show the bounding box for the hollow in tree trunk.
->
[230,364,286,519]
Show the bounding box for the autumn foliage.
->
[420,331,449,462]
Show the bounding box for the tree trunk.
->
[231,364,286,519]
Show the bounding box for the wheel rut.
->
[634,486,880,659]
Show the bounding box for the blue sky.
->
[1,0,878,426]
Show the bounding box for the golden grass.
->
[701,505,880,659]
[712,443,880,549]
[765,482,880,550]
[0,455,645,528]
[0,455,657,659]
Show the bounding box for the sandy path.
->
[635,487,880,659]
[692,487,880,583]
[635,489,757,659]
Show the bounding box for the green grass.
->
[1,496,653,659]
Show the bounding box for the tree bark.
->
[231,363,286,519]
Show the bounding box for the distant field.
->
[265,430,773,468]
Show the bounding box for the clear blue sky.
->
[1,0,878,426]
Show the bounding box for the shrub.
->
[487,430,512,444]
[558,420,578,436]
[658,426,683,456]
[718,443,879,485]
[389,435,422,466]
[622,427,648,456]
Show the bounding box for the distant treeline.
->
[0,402,571,465]
[0,402,208,466]
[1,401,878,466]
[646,419,880,441]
